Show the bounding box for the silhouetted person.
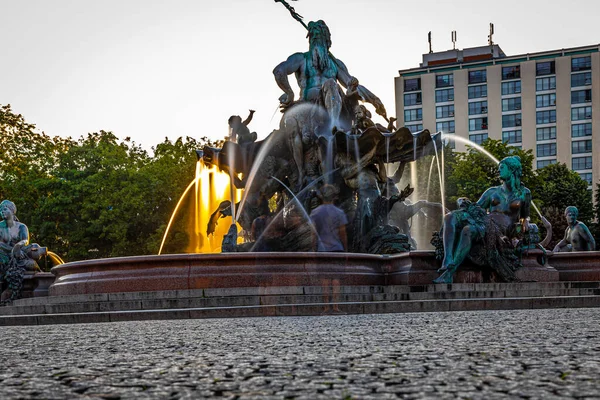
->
[310,185,348,314]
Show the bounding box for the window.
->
[436,120,455,133]
[404,78,421,92]
[572,56,591,72]
[537,143,557,157]
[572,156,593,170]
[502,66,520,80]
[404,92,422,106]
[502,97,522,112]
[468,69,487,84]
[502,130,522,144]
[571,89,592,104]
[536,77,556,91]
[502,81,521,95]
[469,101,488,115]
[537,159,556,169]
[436,74,454,88]
[404,108,422,122]
[502,114,522,128]
[536,110,556,124]
[579,173,593,185]
[572,106,592,121]
[536,61,555,76]
[469,117,488,131]
[469,133,488,144]
[436,105,455,119]
[571,72,592,87]
[406,124,423,133]
[536,127,556,141]
[468,84,487,99]
[572,123,592,138]
[536,93,556,108]
[435,88,454,103]
[572,140,592,154]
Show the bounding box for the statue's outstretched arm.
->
[243,110,255,126]
[332,56,387,119]
[273,53,304,106]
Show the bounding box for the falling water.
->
[431,133,446,214]
[47,251,65,266]
[426,156,436,199]
[159,160,241,255]
[384,133,391,195]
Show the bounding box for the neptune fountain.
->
[10,1,599,306]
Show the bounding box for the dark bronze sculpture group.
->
[2,6,596,305]
[200,11,596,285]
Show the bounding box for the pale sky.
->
[1,0,599,150]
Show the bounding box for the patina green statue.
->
[0,200,45,304]
[553,206,596,252]
[434,156,532,283]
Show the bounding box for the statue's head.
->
[499,156,522,181]
[565,206,579,219]
[0,199,17,220]
[228,115,242,127]
[307,20,332,50]
[456,197,471,209]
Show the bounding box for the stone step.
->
[13,282,600,306]
[3,282,600,318]
[2,295,600,326]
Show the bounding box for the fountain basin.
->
[47,250,583,296]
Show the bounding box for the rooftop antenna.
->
[451,31,457,50]
[428,31,433,54]
[488,23,494,46]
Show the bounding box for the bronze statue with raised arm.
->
[434,156,532,283]
[273,20,386,127]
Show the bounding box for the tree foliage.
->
[0,104,220,262]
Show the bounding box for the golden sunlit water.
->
[47,251,65,265]
[159,160,242,255]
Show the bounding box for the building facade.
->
[395,44,600,189]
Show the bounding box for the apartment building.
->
[395,44,600,189]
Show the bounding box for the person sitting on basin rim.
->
[434,156,532,284]
[553,206,596,252]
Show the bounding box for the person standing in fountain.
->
[0,200,39,303]
[310,185,348,314]
[553,206,596,252]
[434,156,532,284]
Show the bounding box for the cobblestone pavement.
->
[1,309,600,399]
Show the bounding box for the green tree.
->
[1,103,223,261]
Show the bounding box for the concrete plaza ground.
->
[1,309,599,399]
